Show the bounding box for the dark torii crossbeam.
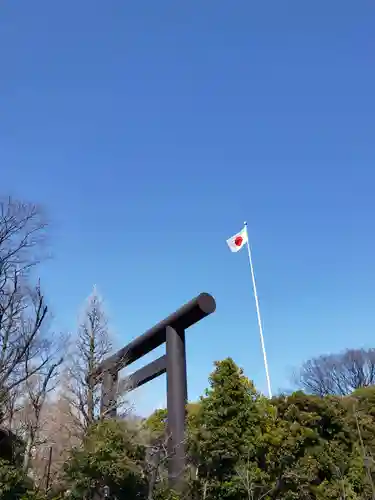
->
[90,292,216,492]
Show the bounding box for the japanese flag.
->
[226,226,248,253]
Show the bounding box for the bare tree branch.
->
[19,352,63,473]
[296,348,375,396]
[0,198,51,419]
[63,287,115,434]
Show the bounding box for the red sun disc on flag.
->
[234,236,243,247]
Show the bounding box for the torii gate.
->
[90,292,216,494]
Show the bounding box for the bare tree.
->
[64,287,113,433]
[29,393,81,491]
[0,196,47,282]
[18,350,63,473]
[297,348,375,396]
[0,197,52,420]
[0,197,68,477]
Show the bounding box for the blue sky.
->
[1,1,374,415]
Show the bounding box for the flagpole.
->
[243,222,272,398]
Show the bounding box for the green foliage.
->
[270,391,375,499]
[144,407,168,440]
[64,419,147,499]
[191,358,267,499]
[144,403,202,437]
[0,459,35,500]
[3,357,375,499]
[186,360,375,499]
[153,483,183,500]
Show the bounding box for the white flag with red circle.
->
[226,226,248,252]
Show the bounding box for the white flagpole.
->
[243,222,272,398]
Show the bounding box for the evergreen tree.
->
[194,358,263,499]
[63,419,147,499]
[267,392,371,499]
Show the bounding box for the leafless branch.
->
[63,287,119,434]
[0,198,49,412]
[8,330,65,473]
[296,348,375,396]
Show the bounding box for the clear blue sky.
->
[1,1,374,415]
